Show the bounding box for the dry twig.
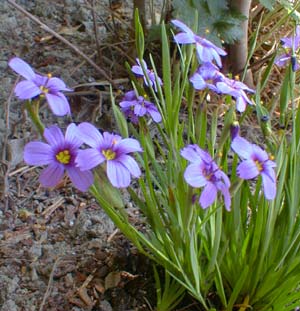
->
[41,197,65,219]
[39,257,62,311]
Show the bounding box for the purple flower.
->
[75,122,142,188]
[24,124,94,191]
[190,62,224,92]
[181,145,231,210]
[171,19,227,67]
[275,26,300,71]
[131,59,163,92]
[119,90,162,124]
[231,136,276,200]
[8,57,72,116]
[216,77,255,112]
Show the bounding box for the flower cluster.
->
[275,25,300,71]
[116,59,163,124]
[131,58,163,92]
[9,57,72,116]
[181,145,231,210]
[10,20,277,212]
[172,20,255,112]
[181,135,277,211]
[231,135,276,200]
[171,20,227,68]
[9,57,143,191]
[119,90,162,124]
[24,122,142,191]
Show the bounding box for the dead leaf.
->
[78,287,94,307]
[93,279,105,294]
[58,25,81,36]
[7,138,25,168]
[104,271,121,290]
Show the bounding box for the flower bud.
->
[230,121,240,140]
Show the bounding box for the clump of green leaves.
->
[172,0,246,45]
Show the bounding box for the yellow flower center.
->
[255,160,263,172]
[102,149,116,160]
[56,150,71,164]
[40,85,49,93]
[202,168,212,181]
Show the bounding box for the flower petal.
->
[199,182,217,209]
[215,82,237,96]
[116,138,143,153]
[123,90,137,101]
[39,163,64,187]
[120,100,135,109]
[65,123,82,149]
[107,160,131,188]
[190,72,206,90]
[136,58,148,70]
[174,33,195,44]
[209,48,222,67]
[171,20,194,35]
[47,77,72,92]
[134,104,147,117]
[237,160,260,179]
[45,93,71,116]
[66,166,94,191]
[218,182,231,211]
[147,106,162,123]
[43,125,65,148]
[184,163,207,188]
[34,74,48,87]
[102,132,121,149]
[201,38,227,55]
[231,136,253,159]
[275,54,290,67]
[9,57,36,80]
[131,65,144,76]
[180,145,207,163]
[76,149,105,170]
[218,170,231,188]
[196,44,212,64]
[236,96,247,112]
[252,144,269,162]
[116,154,141,178]
[14,81,41,99]
[77,122,103,148]
[24,142,53,165]
[262,172,276,200]
[234,81,255,93]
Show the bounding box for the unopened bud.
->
[291,55,297,72]
[261,115,269,122]
[230,121,240,140]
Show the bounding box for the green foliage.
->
[102,11,300,311]
[22,5,300,311]
[172,0,246,45]
[259,0,276,10]
[258,0,300,24]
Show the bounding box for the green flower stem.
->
[25,100,45,137]
[183,186,194,229]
